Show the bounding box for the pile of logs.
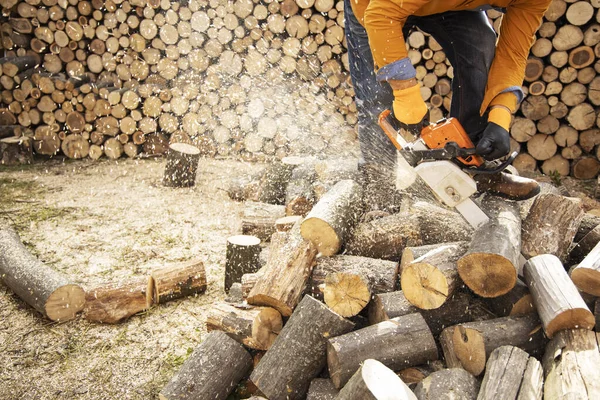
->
[159,156,600,399]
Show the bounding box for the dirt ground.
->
[1,155,599,400]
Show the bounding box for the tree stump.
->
[83,278,149,324]
[414,368,479,400]
[147,259,207,305]
[225,235,261,292]
[162,142,201,188]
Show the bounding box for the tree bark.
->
[162,142,201,188]
[225,235,261,293]
[0,136,33,165]
[307,379,338,400]
[414,368,480,400]
[83,278,149,324]
[241,201,286,241]
[147,259,207,305]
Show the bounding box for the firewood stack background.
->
[0,0,598,180]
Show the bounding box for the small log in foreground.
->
[159,331,252,400]
[224,235,261,293]
[570,240,600,297]
[335,359,417,400]
[147,259,207,305]
[84,278,149,324]
[0,222,85,321]
[250,295,355,400]
[414,368,479,400]
[523,254,595,338]
[162,142,201,187]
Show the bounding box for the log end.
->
[246,293,292,317]
[251,307,283,350]
[457,253,517,298]
[545,308,596,338]
[401,262,449,310]
[452,326,486,376]
[323,272,370,317]
[511,294,536,316]
[46,284,86,321]
[571,268,600,297]
[300,217,341,256]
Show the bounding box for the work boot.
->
[473,172,541,201]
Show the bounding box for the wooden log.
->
[402,241,467,310]
[162,142,201,188]
[225,235,261,293]
[159,331,253,400]
[0,222,85,321]
[0,136,33,165]
[523,254,595,338]
[572,156,600,180]
[336,359,417,400]
[147,259,207,305]
[484,279,535,317]
[566,1,594,26]
[83,278,149,324]
[570,224,600,271]
[443,314,546,376]
[285,160,317,216]
[414,368,480,400]
[250,295,355,400]
[247,223,317,316]
[477,346,543,400]
[457,196,521,298]
[2,55,39,77]
[206,302,283,350]
[241,201,286,240]
[542,329,600,399]
[307,379,338,400]
[61,134,89,159]
[327,313,438,388]
[521,194,584,262]
[255,160,298,205]
[300,179,363,256]
[568,103,596,130]
[275,215,302,232]
[569,46,595,69]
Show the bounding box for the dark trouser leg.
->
[407,11,497,142]
[343,0,395,166]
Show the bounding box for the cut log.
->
[162,142,200,188]
[0,222,85,321]
[567,103,596,130]
[83,278,149,324]
[61,134,89,159]
[566,1,594,26]
[570,222,600,265]
[336,359,417,400]
[147,259,207,305]
[484,279,535,317]
[442,313,546,376]
[542,329,600,399]
[572,156,600,180]
[307,379,338,400]
[250,295,355,400]
[523,254,595,338]
[159,331,252,400]
[255,160,298,205]
[521,194,584,262]
[571,240,600,296]
[0,136,33,165]
[285,160,317,216]
[327,313,438,388]
[247,223,318,316]
[401,241,468,310]
[206,302,282,350]
[225,235,261,292]
[241,201,286,241]
[414,368,479,400]
[300,179,363,256]
[477,346,543,400]
[275,215,302,232]
[457,196,521,298]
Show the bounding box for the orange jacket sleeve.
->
[349,0,370,26]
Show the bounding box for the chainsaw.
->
[378,109,518,229]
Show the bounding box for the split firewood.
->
[523,254,595,338]
[247,223,318,316]
[307,379,338,400]
[224,235,261,293]
[477,346,543,400]
[542,329,600,399]
[413,368,480,400]
[147,259,207,305]
[327,313,438,388]
[159,331,253,400]
[162,142,201,188]
[0,221,85,321]
[241,201,286,241]
[250,295,355,400]
[205,302,282,350]
[336,359,418,400]
[83,278,149,324]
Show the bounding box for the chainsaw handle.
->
[467,151,519,174]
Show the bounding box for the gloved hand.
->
[391,80,428,134]
[476,105,511,161]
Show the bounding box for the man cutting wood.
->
[345,0,550,202]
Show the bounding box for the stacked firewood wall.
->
[0,0,599,180]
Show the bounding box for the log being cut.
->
[0,221,85,321]
[84,278,149,324]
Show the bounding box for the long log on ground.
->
[542,329,600,399]
[147,259,207,305]
[307,379,338,400]
[327,313,438,388]
[523,254,595,338]
[83,278,149,324]
[570,237,600,297]
[300,179,363,256]
[457,197,521,298]
[483,278,535,317]
[159,331,253,400]
[241,201,286,241]
[306,254,398,316]
[441,313,546,376]
[247,223,318,316]
[250,295,355,400]
[521,193,584,262]
[206,302,282,350]
[224,235,261,293]
[414,368,480,400]
[162,142,201,187]
[401,241,468,310]
[477,345,543,400]
[335,359,417,400]
[0,222,85,321]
